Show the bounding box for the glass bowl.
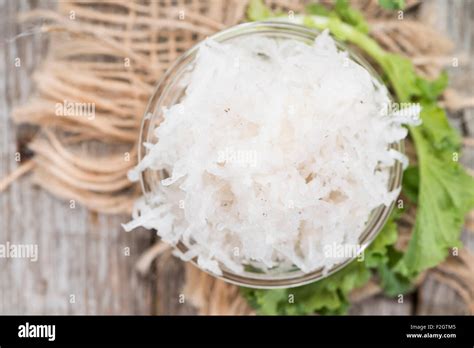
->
[138,21,403,289]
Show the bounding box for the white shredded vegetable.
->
[123,30,419,276]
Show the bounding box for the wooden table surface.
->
[0,0,473,315]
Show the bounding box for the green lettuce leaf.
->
[334,0,369,33]
[379,53,420,102]
[395,105,474,277]
[305,3,332,17]
[364,213,399,268]
[415,71,449,102]
[377,248,413,296]
[242,260,370,315]
[247,0,273,21]
[378,0,406,10]
[402,165,420,204]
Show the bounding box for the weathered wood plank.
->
[350,295,414,315]
[0,0,155,315]
[155,254,197,315]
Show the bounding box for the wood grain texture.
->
[0,0,155,315]
[349,295,414,315]
[0,0,473,315]
[155,253,197,315]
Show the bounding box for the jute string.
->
[1,0,473,314]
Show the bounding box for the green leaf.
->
[364,214,413,296]
[379,53,419,102]
[247,0,273,21]
[306,1,370,34]
[364,213,399,268]
[402,165,419,204]
[242,260,371,315]
[244,288,287,315]
[378,253,413,296]
[305,3,331,16]
[334,0,369,33]
[396,106,474,277]
[416,103,460,157]
[378,0,406,10]
[378,56,448,103]
[415,72,449,102]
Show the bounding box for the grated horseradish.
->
[123,30,419,276]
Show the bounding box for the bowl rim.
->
[138,20,404,289]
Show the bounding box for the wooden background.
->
[0,0,473,315]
